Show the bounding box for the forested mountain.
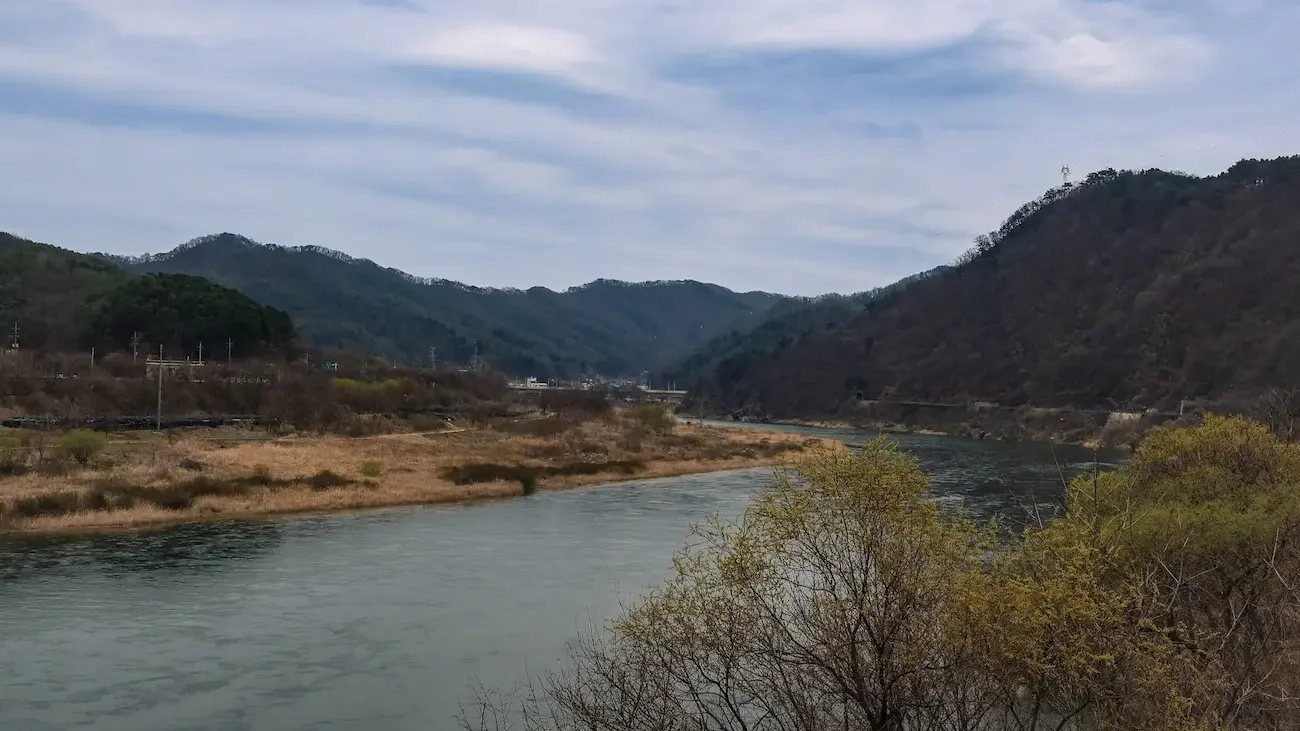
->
[661,267,947,390]
[0,233,295,357]
[88,273,295,357]
[686,156,1300,417]
[109,234,783,376]
[0,232,128,350]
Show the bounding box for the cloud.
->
[0,0,1293,295]
[409,24,596,76]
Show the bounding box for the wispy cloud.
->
[0,0,1294,294]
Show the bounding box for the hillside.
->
[0,233,295,357]
[661,267,947,394]
[111,234,783,376]
[687,156,1300,417]
[0,232,128,351]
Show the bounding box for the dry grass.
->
[0,418,826,535]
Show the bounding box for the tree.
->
[86,273,296,356]
[464,440,1007,731]
[1054,416,1300,729]
[465,419,1300,730]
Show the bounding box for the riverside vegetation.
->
[463,415,1299,731]
[0,403,823,534]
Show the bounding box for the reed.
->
[0,417,826,534]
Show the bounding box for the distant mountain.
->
[661,267,947,396]
[0,233,295,357]
[686,156,1300,417]
[105,234,784,377]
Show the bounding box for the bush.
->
[441,459,643,490]
[407,413,451,433]
[307,469,352,491]
[465,422,1300,731]
[493,417,575,438]
[0,435,29,476]
[248,464,273,485]
[178,458,205,472]
[359,460,382,478]
[59,429,107,466]
[627,404,675,435]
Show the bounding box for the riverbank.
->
[774,403,1183,450]
[0,418,826,535]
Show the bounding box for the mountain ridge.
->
[0,232,295,357]
[107,233,787,377]
[100,233,783,298]
[684,155,1300,417]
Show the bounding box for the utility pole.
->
[9,321,18,351]
[90,347,95,372]
[131,331,141,364]
[227,338,233,370]
[198,341,203,365]
[429,346,437,371]
[156,345,164,433]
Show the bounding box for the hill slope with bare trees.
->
[685,156,1300,418]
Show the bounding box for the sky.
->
[0,1,1296,295]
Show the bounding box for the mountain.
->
[686,156,1300,417]
[1,232,295,356]
[0,232,128,351]
[661,267,947,395]
[109,234,783,377]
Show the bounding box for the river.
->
[0,425,1118,731]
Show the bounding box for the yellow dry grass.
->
[1,420,825,535]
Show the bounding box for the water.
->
[0,426,1118,731]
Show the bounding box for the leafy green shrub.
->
[59,429,107,466]
[359,460,382,478]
